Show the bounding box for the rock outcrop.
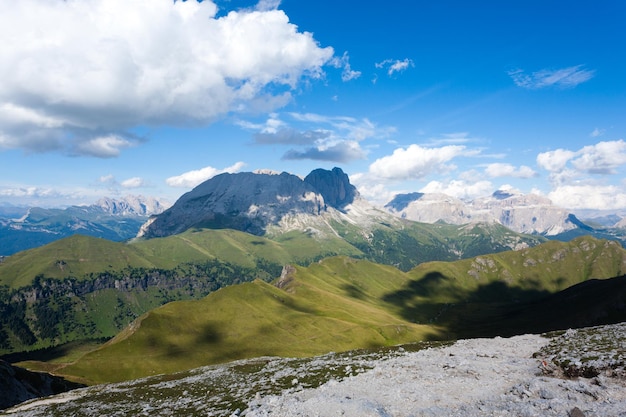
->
[137,167,360,239]
[303,167,357,209]
[0,360,83,410]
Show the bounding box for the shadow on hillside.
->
[196,323,222,344]
[0,338,110,364]
[384,273,626,340]
[342,283,366,300]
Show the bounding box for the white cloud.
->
[0,0,333,156]
[368,144,469,180]
[99,174,116,185]
[548,184,626,210]
[419,179,494,200]
[375,58,414,76]
[537,140,626,176]
[330,52,361,81]
[571,140,626,174]
[121,177,145,188]
[73,134,138,158]
[484,163,537,178]
[166,162,247,188]
[349,174,397,207]
[508,65,594,89]
[536,148,578,172]
[0,184,104,207]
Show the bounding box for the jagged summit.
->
[304,167,358,209]
[137,167,364,239]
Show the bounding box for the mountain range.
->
[385,189,626,247]
[1,167,626,409]
[0,196,168,256]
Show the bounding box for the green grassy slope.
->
[385,236,626,338]
[61,258,437,384]
[16,236,626,385]
[0,229,362,290]
[0,235,155,288]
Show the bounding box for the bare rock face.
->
[95,195,168,216]
[137,168,356,239]
[386,190,579,236]
[304,167,358,209]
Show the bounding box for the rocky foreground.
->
[246,325,626,417]
[3,323,625,417]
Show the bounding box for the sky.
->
[1,0,625,211]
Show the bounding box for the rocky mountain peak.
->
[137,167,360,239]
[95,195,168,216]
[303,167,358,209]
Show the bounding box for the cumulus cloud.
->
[73,134,140,158]
[166,162,246,188]
[548,184,626,210]
[121,177,145,188]
[536,148,578,172]
[508,65,595,89]
[375,58,415,76]
[419,179,494,200]
[368,144,470,180]
[484,163,537,178]
[0,0,333,157]
[349,173,398,207]
[537,140,626,176]
[572,140,626,174]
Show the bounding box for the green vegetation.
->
[1,218,623,386]
[59,257,437,383]
[41,236,626,384]
[386,236,626,338]
[0,221,543,356]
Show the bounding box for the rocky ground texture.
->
[3,323,625,417]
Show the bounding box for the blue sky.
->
[1,0,625,210]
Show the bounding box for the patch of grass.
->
[58,259,439,384]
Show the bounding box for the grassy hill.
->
[60,258,437,384]
[387,236,626,338]
[40,236,626,384]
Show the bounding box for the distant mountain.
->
[94,195,167,217]
[0,196,169,256]
[384,190,615,239]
